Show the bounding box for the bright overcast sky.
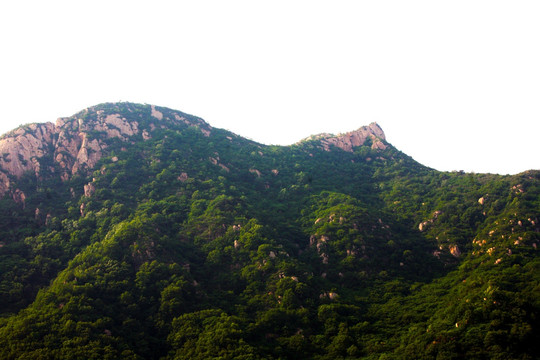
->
[0,1,538,175]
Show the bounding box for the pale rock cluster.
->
[418,210,442,232]
[318,122,387,152]
[0,123,55,179]
[449,244,461,258]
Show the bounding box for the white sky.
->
[0,1,538,175]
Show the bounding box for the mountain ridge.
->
[0,102,389,198]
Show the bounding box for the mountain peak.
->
[0,102,213,198]
[58,102,211,131]
[316,122,387,152]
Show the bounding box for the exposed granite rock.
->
[249,168,262,177]
[72,133,103,174]
[307,122,387,152]
[103,113,139,138]
[12,189,26,208]
[418,210,442,232]
[151,105,163,120]
[320,292,339,300]
[0,172,10,195]
[449,244,461,258]
[84,182,96,197]
[0,122,56,179]
[178,172,189,182]
[173,113,212,137]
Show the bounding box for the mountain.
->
[0,102,538,359]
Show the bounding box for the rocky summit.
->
[0,102,538,359]
[0,103,212,199]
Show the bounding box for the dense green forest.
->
[0,103,538,359]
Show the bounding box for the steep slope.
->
[0,103,538,359]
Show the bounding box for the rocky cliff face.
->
[0,103,213,197]
[320,122,387,152]
[301,122,387,152]
[53,109,143,180]
[0,123,56,179]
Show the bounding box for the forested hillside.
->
[0,103,538,359]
